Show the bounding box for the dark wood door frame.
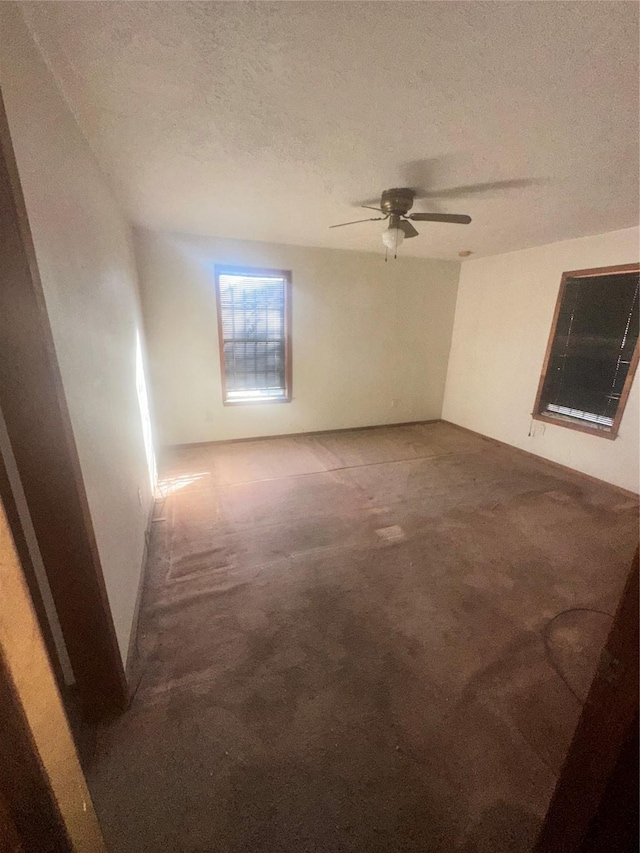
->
[535,549,639,852]
[0,442,65,688]
[0,89,128,720]
[0,497,105,851]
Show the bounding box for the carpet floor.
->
[87,422,638,852]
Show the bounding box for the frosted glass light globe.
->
[382,226,405,251]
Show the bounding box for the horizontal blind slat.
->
[540,271,639,426]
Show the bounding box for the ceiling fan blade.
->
[408,213,471,224]
[362,205,383,212]
[358,197,383,208]
[398,220,419,238]
[419,178,539,200]
[330,216,386,229]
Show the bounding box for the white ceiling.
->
[21,1,639,260]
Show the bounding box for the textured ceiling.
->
[21,1,639,259]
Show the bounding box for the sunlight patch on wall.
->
[136,330,157,493]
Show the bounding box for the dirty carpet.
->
[86,422,638,852]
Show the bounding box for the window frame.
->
[214,265,292,406]
[532,263,640,441]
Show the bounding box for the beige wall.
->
[0,4,155,664]
[443,228,640,493]
[135,229,460,445]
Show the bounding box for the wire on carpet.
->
[542,607,613,705]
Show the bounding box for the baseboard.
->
[441,420,639,500]
[165,418,638,500]
[125,495,155,681]
[162,419,442,452]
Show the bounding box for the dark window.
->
[214,267,291,404]
[533,264,639,439]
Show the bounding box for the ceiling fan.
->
[330,188,471,258]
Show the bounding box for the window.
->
[533,263,639,439]
[214,266,292,405]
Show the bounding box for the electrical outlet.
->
[205,408,214,422]
[137,487,143,507]
[391,399,399,408]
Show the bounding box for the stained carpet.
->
[87,422,638,852]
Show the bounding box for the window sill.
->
[532,412,618,440]
[223,396,292,407]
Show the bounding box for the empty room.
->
[0,2,638,852]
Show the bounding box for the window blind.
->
[539,270,639,428]
[217,271,287,402]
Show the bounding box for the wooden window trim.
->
[214,265,292,406]
[532,263,640,441]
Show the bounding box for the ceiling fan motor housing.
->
[380,188,415,216]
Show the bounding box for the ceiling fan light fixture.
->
[329,186,472,258]
[382,225,405,252]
